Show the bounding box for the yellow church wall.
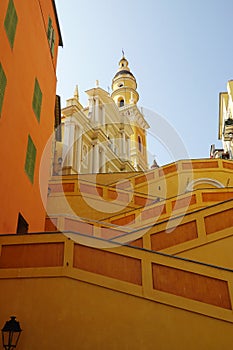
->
[126,159,233,199]
[45,186,233,270]
[112,89,138,106]
[112,77,136,91]
[109,194,233,253]
[47,159,233,230]
[131,126,147,154]
[77,171,142,186]
[45,158,233,279]
[132,126,147,147]
[46,174,152,223]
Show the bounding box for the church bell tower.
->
[111,53,149,171]
[111,54,139,107]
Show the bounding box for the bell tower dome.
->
[111,53,139,107]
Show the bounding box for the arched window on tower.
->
[119,98,124,107]
[138,135,142,152]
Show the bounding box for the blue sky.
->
[55,0,233,166]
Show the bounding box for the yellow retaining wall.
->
[1,233,233,349]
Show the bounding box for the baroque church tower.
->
[111,54,149,170]
[53,55,149,174]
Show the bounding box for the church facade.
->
[53,55,149,175]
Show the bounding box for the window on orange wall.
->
[138,135,142,152]
[32,78,42,122]
[4,0,18,49]
[24,135,37,183]
[47,17,55,56]
[0,63,7,117]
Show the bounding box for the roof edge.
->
[52,0,63,47]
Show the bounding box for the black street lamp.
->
[1,316,22,350]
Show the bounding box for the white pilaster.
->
[63,117,76,167]
[75,126,83,172]
[120,130,126,158]
[101,105,105,126]
[99,147,106,173]
[92,142,99,173]
[94,97,99,125]
[126,137,131,159]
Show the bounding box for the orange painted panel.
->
[97,186,103,196]
[62,183,75,192]
[44,217,58,232]
[0,243,64,268]
[202,192,233,202]
[141,204,166,221]
[129,238,143,248]
[135,172,154,186]
[159,164,177,177]
[111,214,135,226]
[151,221,197,250]
[223,161,233,170]
[181,162,193,170]
[73,244,142,285]
[79,183,103,197]
[100,227,124,239]
[64,219,93,235]
[108,189,129,202]
[108,189,117,200]
[135,174,145,186]
[172,195,196,210]
[134,195,148,206]
[152,264,231,309]
[182,161,218,170]
[50,183,75,193]
[117,181,131,189]
[147,172,155,181]
[205,208,233,235]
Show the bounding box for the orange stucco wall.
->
[0,0,61,233]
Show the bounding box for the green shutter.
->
[55,95,62,141]
[47,16,56,56]
[47,17,52,40]
[4,0,18,49]
[25,135,37,183]
[0,63,7,116]
[51,29,55,57]
[32,78,42,122]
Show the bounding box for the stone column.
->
[63,117,76,168]
[92,142,99,173]
[99,147,106,173]
[75,126,83,172]
[126,137,131,160]
[94,97,99,125]
[101,105,105,126]
[88,146,93,173]
[120,130,126,158]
